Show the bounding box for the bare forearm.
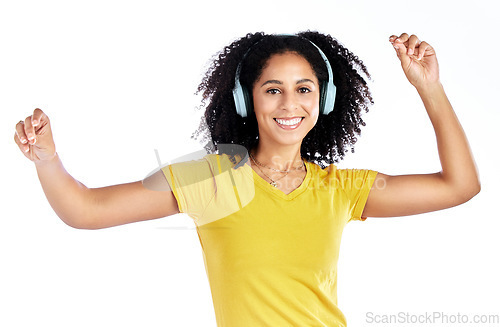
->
[417,82,480,196]
[363,34,480,218]
[34,153,91,228]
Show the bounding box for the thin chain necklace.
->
[249,155,287,187]
[249,151,305,173]
[249,151,306,188]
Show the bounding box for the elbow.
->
[54,190,101,229]
[70,193,102,230]
[470,179,481,199]
[468,176,481,200]
[59,217,86,230]
[72,223,99,230]
[74,218,101,230]
[456,180,481,204]
[61,214,100,230]
[441,169,481,205]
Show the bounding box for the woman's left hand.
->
[389,33,439,90]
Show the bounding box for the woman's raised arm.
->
[14,108,179,229]
[362,33,480,218]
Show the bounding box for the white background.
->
[1,0,498,326]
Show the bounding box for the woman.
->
[14,31,480,326]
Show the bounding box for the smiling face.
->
[252,51,320,149]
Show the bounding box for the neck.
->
[250,141,304,171]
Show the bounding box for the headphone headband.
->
[232,34,337,118]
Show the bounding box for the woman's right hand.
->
[14,108,56,162]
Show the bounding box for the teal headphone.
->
[232,34,337,118]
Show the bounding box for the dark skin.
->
[233,32,480,215]
[195,31,375,168]
[363,33,480,217]
[13,33,480,229]
[247,51,318,194]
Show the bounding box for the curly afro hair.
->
[191,30,373,169]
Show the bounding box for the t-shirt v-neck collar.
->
[241,160,312,201]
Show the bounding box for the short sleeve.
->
[335,168,378,223]
[161,157,216,221]
[160,153,255,225]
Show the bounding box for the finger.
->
[15,120,28,145]
[406,34,421,56]
[393,41,411,67]
[393,39,407,55]
[389,35,398,43]
[14,132,30,153]
[32,108,45,127]
[395,33,409,44]
[24,116,36,145]
[416,41,433,60]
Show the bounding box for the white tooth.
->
[276,118,301,126]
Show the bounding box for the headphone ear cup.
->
[322,80,336,116]
[319,82,328,115]
[241,84,253,117]
[233,79,253,118]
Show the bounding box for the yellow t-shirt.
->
[162,153,378,326]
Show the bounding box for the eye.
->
[298,87,311,93]
[266,88,281,95]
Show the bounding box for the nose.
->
[280,91,299,112]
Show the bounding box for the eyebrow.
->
[260,78,316,87]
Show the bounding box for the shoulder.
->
[306,161,338,178]
[164,152,248,176]
[202,153,242,170]
[307,161,377,189]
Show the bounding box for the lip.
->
[273,117,304,130]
